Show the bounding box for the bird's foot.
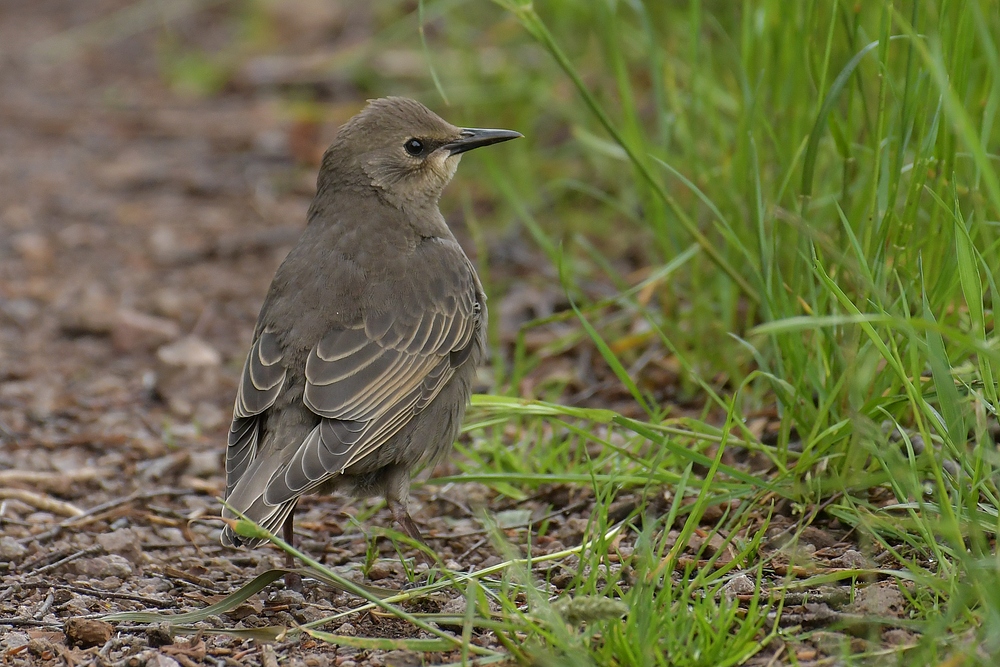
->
[283,552,303,592]
[389,506,437,567]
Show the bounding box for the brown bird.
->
[220,97,521,559]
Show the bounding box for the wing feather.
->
[315,327,371,361]
[226,416,260,496]
[226,330,287,497]
[225,240,485,529]
[264,253,483,503]
[305,337,388,386]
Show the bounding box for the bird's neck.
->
[308,181,454,243]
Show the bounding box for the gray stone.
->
[96,527,142,563]
[365,560,397,581]
[186,450,221,477]
[0,536,27,560]
[71,554,134,578]
[335,623,357,636]
[721,573,757,600]
[156,336,221,367]
[1,632,29,649]
[148,654,182,667]
[112,308,180,352]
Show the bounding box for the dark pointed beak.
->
[444,128,523,156]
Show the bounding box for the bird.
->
[220,97,521,564]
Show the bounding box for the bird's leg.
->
[282,507,303,592]
[388,499,425,543]
[384,468,435,566]
[387,495,436,569]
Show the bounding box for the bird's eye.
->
[404,138,424,156]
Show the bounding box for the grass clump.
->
[450,0,1000,664]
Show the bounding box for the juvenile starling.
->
[221,97,521,555]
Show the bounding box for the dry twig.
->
[0,488,83,517]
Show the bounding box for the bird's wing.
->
[224,330,287,498]
[262,250,483,505]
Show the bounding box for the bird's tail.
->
[221,496,296,548]
[221,451,296,548]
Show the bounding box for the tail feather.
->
[221,447,295,548]
[221,496,296,548]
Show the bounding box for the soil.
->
[0,2,913,665]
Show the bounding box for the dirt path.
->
[0,3,529,664]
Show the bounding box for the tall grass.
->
[436,0,1000,663]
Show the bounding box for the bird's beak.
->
[444,128,523,156]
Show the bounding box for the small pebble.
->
[97,527,142,563]
[365,560,396,580]
[0,536,27,560]
[72,554,133,578]
[1,632,29,649]
[64,618,113,648]
[721,573,757,599]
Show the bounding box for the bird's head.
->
[322,97,521,208]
